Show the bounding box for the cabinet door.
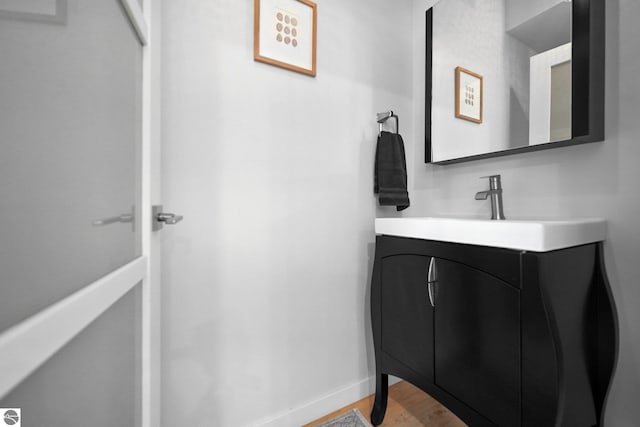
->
[381,254,434,381]
[434,258,521,427]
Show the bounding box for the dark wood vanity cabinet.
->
[370,235,616,427]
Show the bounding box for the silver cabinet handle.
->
[427,257,438,307]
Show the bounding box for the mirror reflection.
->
[430,0,572,162]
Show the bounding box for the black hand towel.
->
[374,131,410,211]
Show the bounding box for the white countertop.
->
[375,217,607,252]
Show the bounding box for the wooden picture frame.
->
[0,0,66,24]
[455,66,483,124]
[254,0,317,77]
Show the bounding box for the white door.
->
[0,1,160,426]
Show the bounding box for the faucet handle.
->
[480,174,502,189]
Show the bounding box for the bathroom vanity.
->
[370,218,616,427]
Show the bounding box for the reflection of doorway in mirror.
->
[550,61,571,142]
[529,42,572,145]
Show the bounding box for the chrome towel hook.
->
[376,111,399,136]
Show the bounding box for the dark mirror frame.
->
[425,0,605,165]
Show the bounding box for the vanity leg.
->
[370,373,388,426]
[592,242,618,426]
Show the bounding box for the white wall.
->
[159,1,413,426]
[414,0,640,425]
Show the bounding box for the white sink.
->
[375,217,607,252]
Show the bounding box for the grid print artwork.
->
[274,8,299,47]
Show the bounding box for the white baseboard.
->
[251,376,401,427]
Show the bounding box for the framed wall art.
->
[254,0,317,77]
[455,66,483,124]
[0,0,66,24]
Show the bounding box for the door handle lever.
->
[152,205,184,231]
[92,206,136,231]
[156,213,183,225]
[92,213,134,226]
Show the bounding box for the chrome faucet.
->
[475,175,506,220]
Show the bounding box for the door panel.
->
[435,258,521,427]
[0,0,150,424]
[381,254,434,380]
[0,0,143,331]
[0,286,141,427]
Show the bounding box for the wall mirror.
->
[425,0,604,164]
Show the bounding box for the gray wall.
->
[413,0,640,425]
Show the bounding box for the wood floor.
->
[304,381,467,427]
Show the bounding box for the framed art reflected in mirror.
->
[455,66,483,124]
